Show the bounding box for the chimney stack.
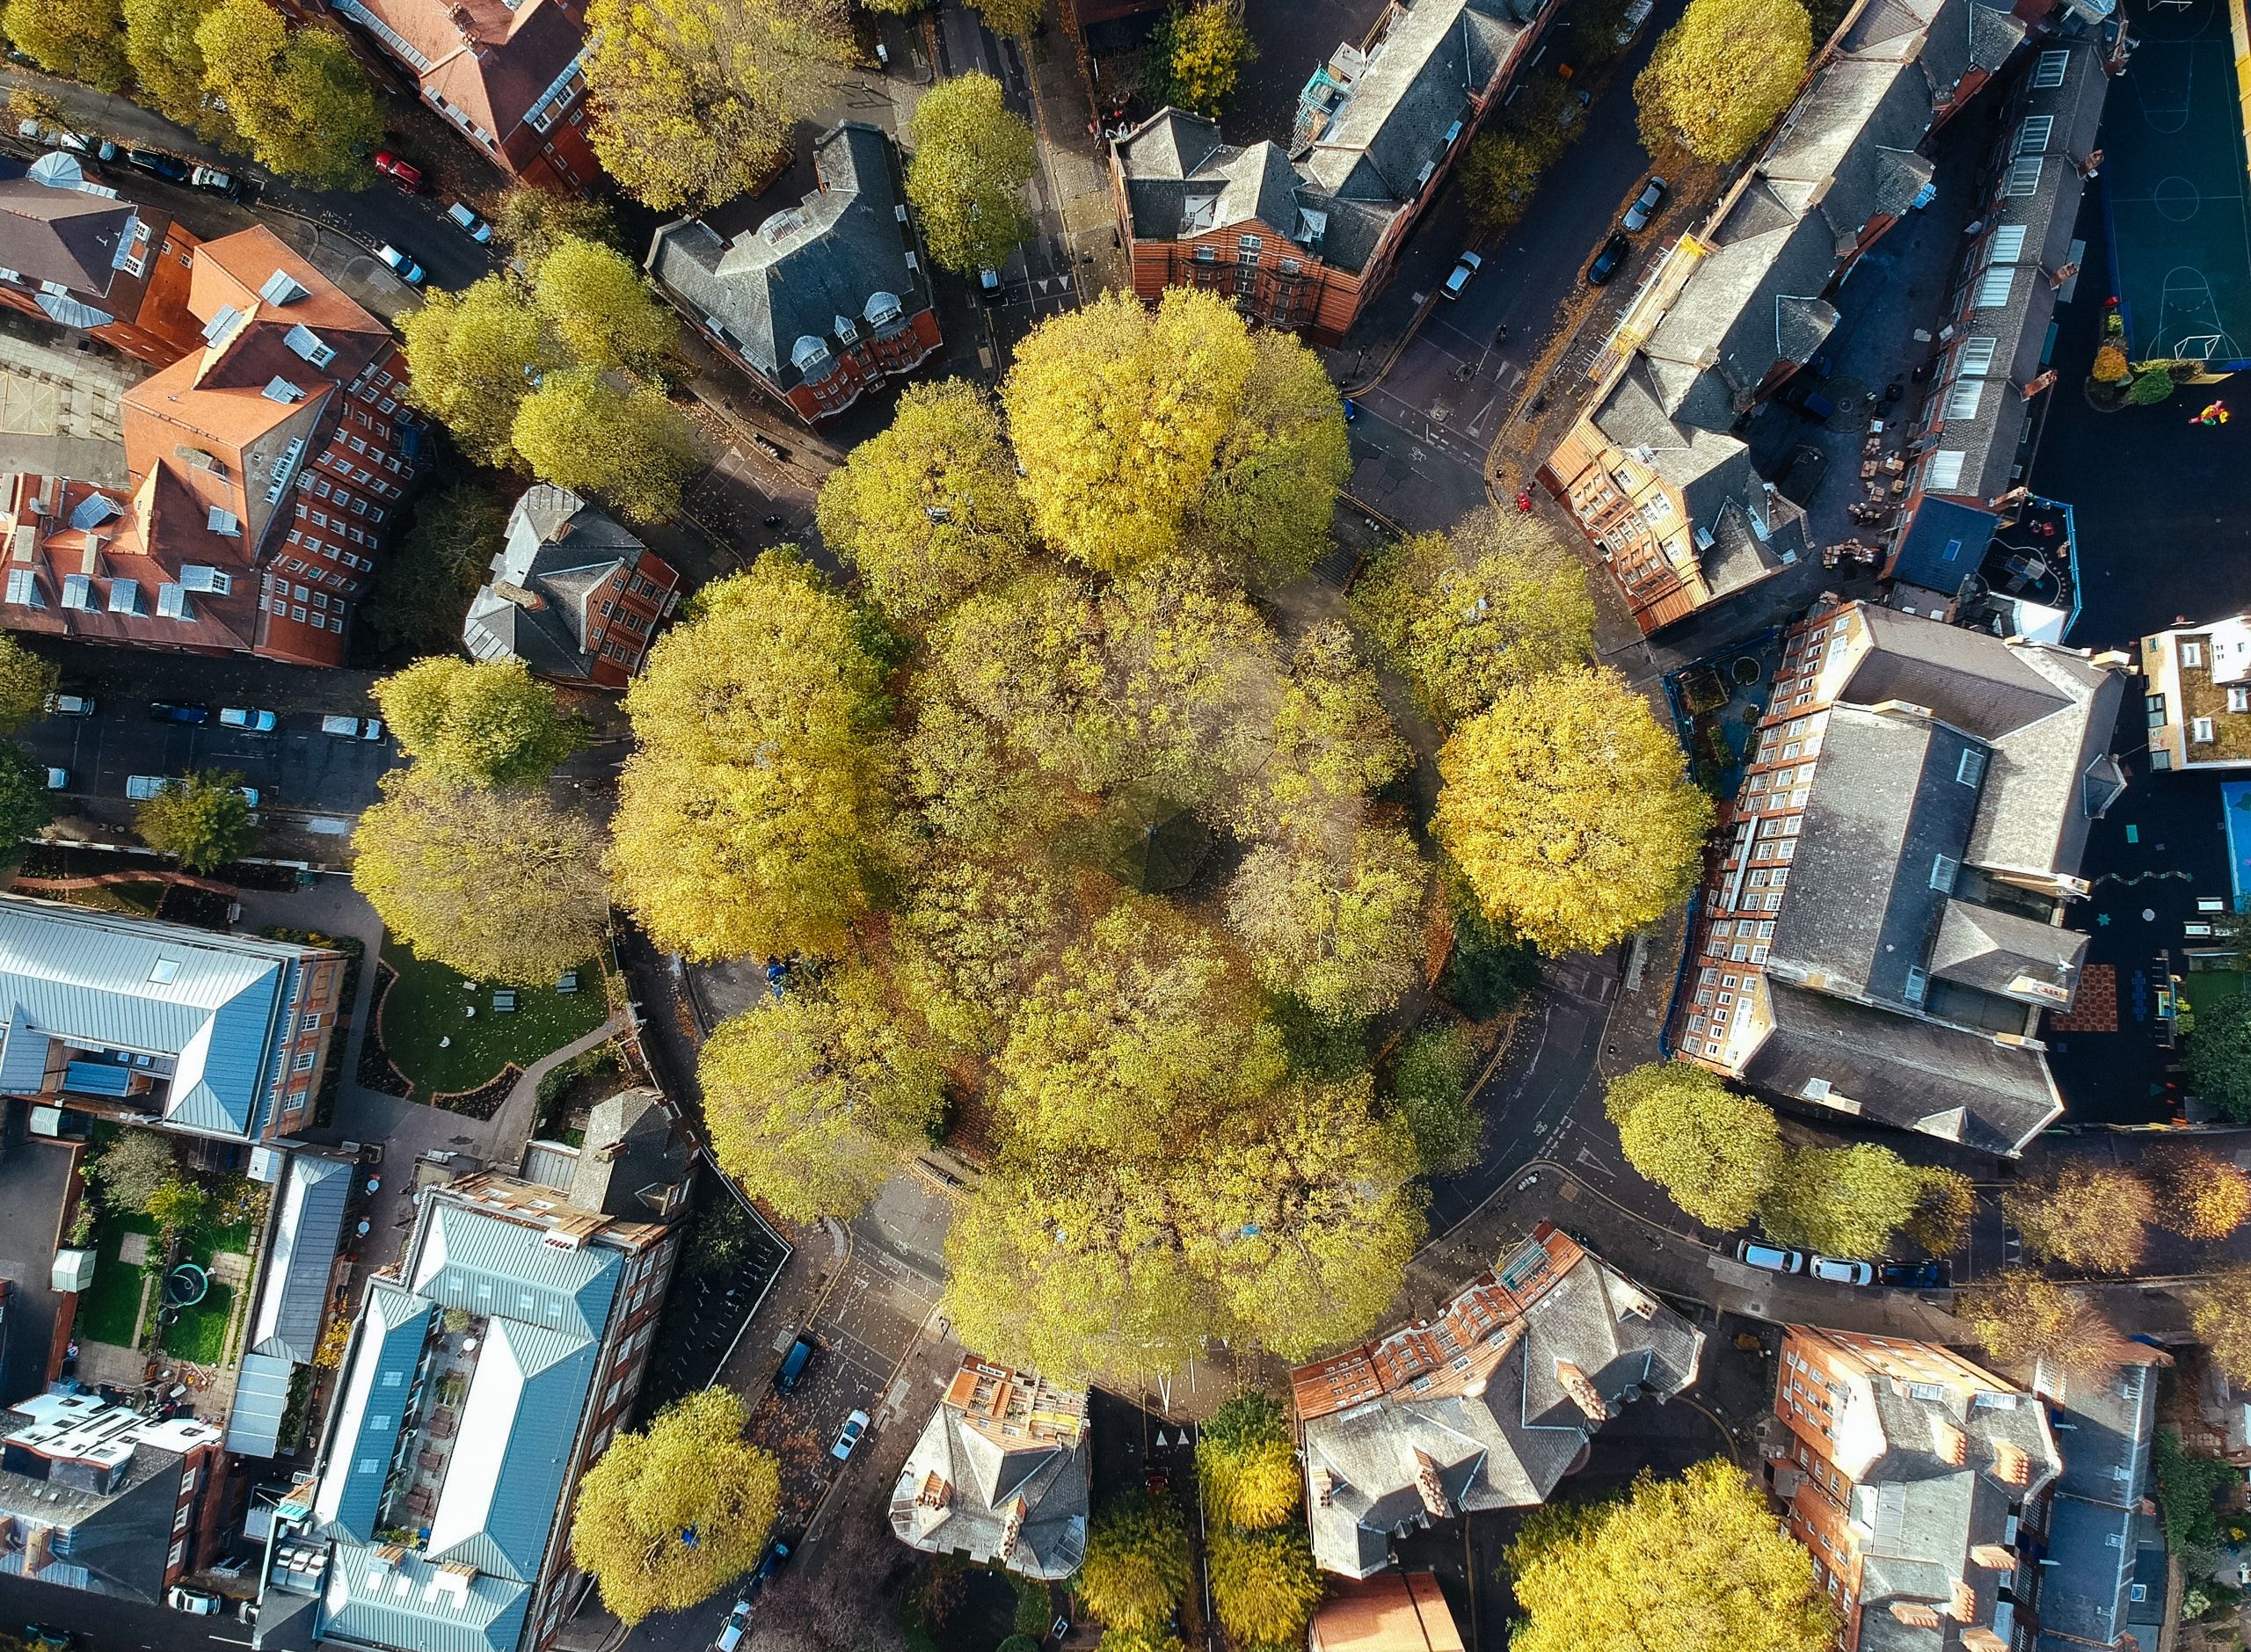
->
[1555,1361,1612,1423]
[1890,1604,1941,1629]
[1412,1448,1451,1519]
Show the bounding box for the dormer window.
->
[259,269,310,305]
[791,335,832,376]
[865,291,904,329]
[284,324,335,368]
[834,313,858,346]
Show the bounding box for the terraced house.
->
[274,1133,689,1652]
[1113,0,1555,343]
[1668,600,2128,1154]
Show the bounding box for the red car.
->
[372,149,426,193]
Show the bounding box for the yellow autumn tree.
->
[1635,0,1810,164]
[570,1390,780,1626]
[1434,665,1712,955]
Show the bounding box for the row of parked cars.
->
[1736,1240,1949,1288]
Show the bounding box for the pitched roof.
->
[424,1315,599,1581]
[249,1153,353,1364]
[568,1088,691,1220]
[335,0,583,144]
[0,163,138,299]
[312,1280,437,1541]
[407,1197,622,1341]
[648,123,929,392]
[1927,899,2087,1001]
[889,1358,1091,1580]
[2035,1359,2161,1649]
[463,484,649,680]
[319,1544,531,1652]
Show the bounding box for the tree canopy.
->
[2000,1166,2153,1275]
[1509,1461,1835,1652]
[907,74,1036,274]
[1959,1272,2132,1377]
[0,631,57,734]
[375,657,587,788]
[0,742,55,848]
[2189,994,2251,1121]
[135,771,253,871]
[1075,1492,1190,1633]
[123,0,231,137]
[196,0,381,186]
[1207,1526,1322,1649]
[610,557,891,962]
[1435,665,1712,955]
[582,0,849,212]
[363,483,507,658]
[1603,1062,1781,1231]
[351,769,609,986]
[570,1390,780,1627]
[1197,1392,1300,1531]
[1758,1144,1931,1258]
[2151,1146,2251,1241]
[1225,826,1427,1022]
[5,0,127,90]
[1635,0,1811,164]
[2193,1265,2251,1386]
[1147,0,1256,118]
[1387,1022,1482,1175]
[508,368,703,526]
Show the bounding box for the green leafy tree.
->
[1437,666,1711,955]
[122,0,231,137]
[0,632,57,734]
[570,1390,781,1627]
[400,279,554,466]
[1224,620,1406,853]
[968,0,1038,32]
[1461,127,1555,231]
[2151,1146,2251,1240]
[529,237,679,377]
[363,482,507,658]
[1197,1392,1300,1531]
[0,742,55,847]
[196,0,382,186]
[135,771,253,871]
[610,557,890,962]
[814,380,1031,624]
[1959,1272,2131,1377]
[894,686,1067,852]
[1388,1022,1482,1175]
[1635,0,1810,164]
[512,367,702,525]
[1902,1165,1975,1255]
[1758,1143,1927,1257]
[582,0,850,212]
[907,74,1036,274]
[375,657,587,788]
[1191,329,1351,586]
[2193,1265,2251,1386]
[892,855,1067,1054]
[1509,1460,1835,1652]
[4,0,126,90]
[145,1176,208,1238]
[2188,993,2251,1120]
[700,966,946,1223]
[351,770,609,986]
[1352,508,1596,724]
[1207,1527,1322,1648]
[1147,0,1255,118]
[1075,1492,1189,1633]
[1223,825,1428,1022]
[2000,1165,2153,1275]
[1603,1063,1781,1230]
[91,1127,175,1212]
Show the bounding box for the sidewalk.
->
[1027,0,1128,302]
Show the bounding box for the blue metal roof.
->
[409,1202,620,1340]
[319,1545,529,1652]
[424,1317,598,1583]
[313,1282,433,1542]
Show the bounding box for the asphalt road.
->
[0,65,499,295]
[0,1567,257,1649]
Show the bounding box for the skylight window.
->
[149,957,179,985]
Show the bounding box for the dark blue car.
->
[148,701,211,724]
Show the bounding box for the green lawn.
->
[2182,968,2251,1026]
[76,1212,158,1347]
[158,1280,234,1365]
[377,940,607,1099]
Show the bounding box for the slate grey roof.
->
[0,162,137,299]
[1927,899,2087,1001]
[249,1153,352,1364]
[1643,207,1840,422]
[647,122,928,394]
[889,1362,1091,1580]
[1746,978,2061,1153]
[0,895,323,1139]
[569,1088,692,1221]
[320,1545,531,1652]
[2036,1361,2160,1648]
[1767,705,1985,1008]
[463,484,651,681]
[1888,499,1997,596]
[1117,119,1308,244]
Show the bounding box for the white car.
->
[711,1597,752,1652]
[321,715,384,740]
[41,768,65,791]
[446,200,493,243]
[219,706,277,731]
[1441,250,1482,299]
[167,1585,222,1614]
[831,1408,870,1460]
[1809,1255,1874,1285]
[375,243,426,286]
[44,693,93,717]
[125,775,166,802]
[1736,1240,1805,1275]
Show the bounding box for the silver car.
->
[1622,177,1668,232]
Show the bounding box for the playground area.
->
[2104,0,2251,368]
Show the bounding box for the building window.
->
[1904,966,1928,1005]
[1956,749,1985,787]
[1930,854,1959,891]
[2182,640,2206,668]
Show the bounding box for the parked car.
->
[774,1334,815,1393]
[1735,1239,1804,1275]
[167,1586,222,1615]
[41,768,64,790]
[218,706,277,731]
[831,1408,870,1461]
[1585,232,1631,286]
[319,715,383,739]
[978,266,1003,303]
[44,693,93,716]
[1877,1260,1949,1289]
[1622,176,1668,232]
[189,164,240,199]
[446,200,492,243]
[23,1627,70,1650]
[712,1597,753,1652]
[122,148,188,182]
[1780,377,1838,422]
[236,786,261,809]
[1809,1255,1874,1285]
[372,149,426,192]
[1440,250,1482,299]
[1614,0,1654,45]
[749,1539,791,1593]
[149,701,210,724]
[375,244,426,287]
[124,775,165,802]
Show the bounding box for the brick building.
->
[0,1394,225,1601]
[0,225,421,667]
[1541,0,2029,632]
[282,1103,693,1652]
[647,123,941,426]
[2138,613,2251,772]
[463,484,680,688]
[889,1357,1090,1580]
[326,0,599,190]
[1113,0,1552,345]
[1667,599,2127,1154]
[0,153,203,366]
